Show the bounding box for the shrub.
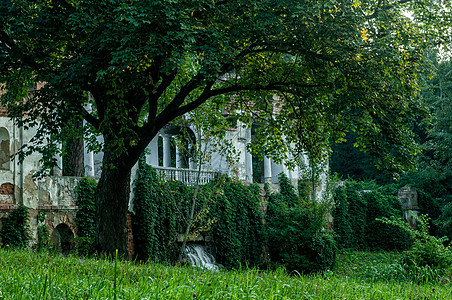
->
[208,178,264,269]
[332,186,352,249]
[383,216,451,260]
[132,161,264,268]
[0,205,30,248]
[266,174,336,273]
[346,186,368,250]
[378,215,452,283]
[132,160,178,263]
[364,191,411,251]
[332,181,410,251]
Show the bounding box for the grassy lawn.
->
[0,248,451,299]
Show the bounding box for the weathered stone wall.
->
[398,186,420,227]
[0,113,81,248]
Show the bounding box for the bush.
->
[401,215,452,269]
[332,181,410,251]
[380,215,452,269]
[266,174,336,274]
[0,205,30,248]
[379,214,452,283]
[204,178,264,269]
[332,186,352,249]
[132,160,178,263]
[364,191,411,251]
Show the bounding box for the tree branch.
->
[79,104,100,129]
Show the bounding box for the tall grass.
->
[0,248,451,299]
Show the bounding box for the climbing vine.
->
[74,177,97,253]
[0,205,31,248]
[332,180,411,251]
[36,211,50,251]
[132,159,264,268]
[210,177,264,269]
[266,173,336,273]
[132,158,179,263]
[332,186,352,249]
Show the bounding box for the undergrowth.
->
[0,248,451,299]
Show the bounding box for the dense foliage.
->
[3,248,452,299]
[379,215,452,283]
[132,161,264,268]
[333,182,410,251]
[0,205,30,248]
[133,167,336,273]
[74,177,97,253]
[1,0,450,255]
[331,55,452,241]
[132,159,179,263]
[266,174,336,273]
[210,179,264,269]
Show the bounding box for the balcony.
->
[153,166,218,186]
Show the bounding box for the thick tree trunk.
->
[95,155,132,258]
[71,138,84,177]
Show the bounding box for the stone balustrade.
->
[153,166,217,185]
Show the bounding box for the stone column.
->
[245,144,253,184]
[84,145,95,177]
[175,140,183,169]
[264,156,272,183]
[271,160,284,184]
[146,135,159,167]
[54,143,63,176]
[83,103,95,177]
[162,134,171,167]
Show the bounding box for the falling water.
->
[183,243,218,270]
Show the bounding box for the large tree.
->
[0,0,450,256]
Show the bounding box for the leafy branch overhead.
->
[0,0,450,256]
[1,0,449,170]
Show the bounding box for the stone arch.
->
[51,223,74,254]
[0,127,10,170]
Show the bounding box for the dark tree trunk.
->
[71,135,84,177]
[95,151,132,258]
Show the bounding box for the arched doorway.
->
[51,224,74,254]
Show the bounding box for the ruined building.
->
[0,101,327,252]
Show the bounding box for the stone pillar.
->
[146,136,159,167]
[264,156,272,183]
[129,162,138,213]
[398,186,420,227]
[175,141,183,169]
[54,143,63,176]
[83,103,95,177]
[84,144,95,177]
[245,144,253,184]
[162,134,171,168]
[189,157,196,170]
[271,160,284,184]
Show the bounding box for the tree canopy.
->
[0,0,450,255]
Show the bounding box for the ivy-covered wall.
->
[332,182,411,251]
[132,159,264,268]
[0,205,30,248]
[74,177,97,254]
[265,174,336,273]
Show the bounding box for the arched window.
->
[0,127,10,170]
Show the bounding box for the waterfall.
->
[183,243,218,270]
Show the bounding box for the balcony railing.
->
[153,166,218,185]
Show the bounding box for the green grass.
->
[0,248,451,299]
